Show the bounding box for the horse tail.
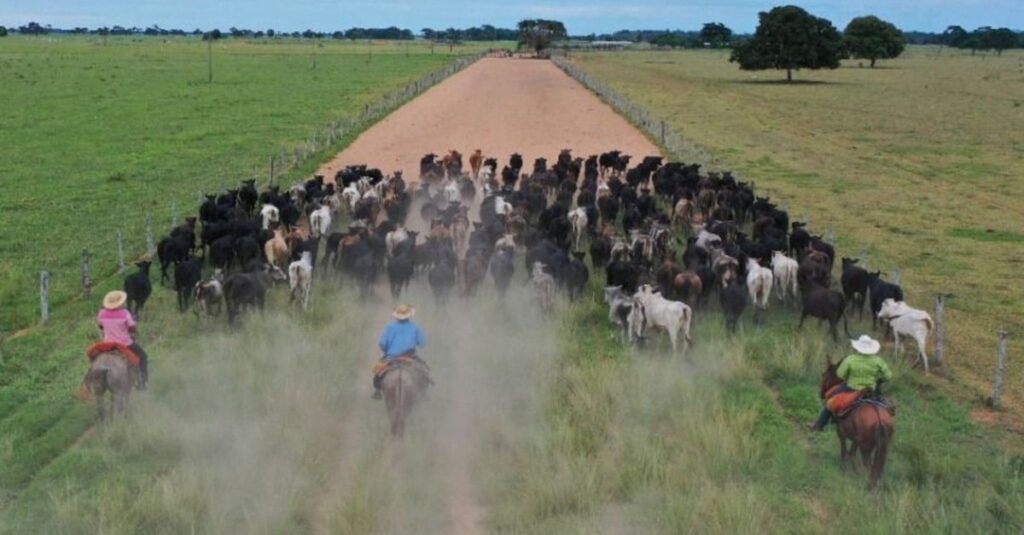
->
[870,405,892,490]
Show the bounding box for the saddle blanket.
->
[87,342,141,367]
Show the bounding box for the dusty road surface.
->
[318,57,661,180]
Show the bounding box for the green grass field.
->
[2,38,1024,533]
[569,46,1024,426]
[0,34,486,514]
[0,35,490,331]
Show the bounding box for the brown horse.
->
[381,361,429,438]
[80,351,136,420]
[820,360,894,490]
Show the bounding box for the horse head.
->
[820,359,843,399]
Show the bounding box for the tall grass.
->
[484,282,1024,533]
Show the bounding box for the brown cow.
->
[468,149,483,180]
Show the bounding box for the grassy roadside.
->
[484,283,1024,533]
[567,46,1024,429]
[0,36,482,509]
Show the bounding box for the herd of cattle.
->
[121,148,936,371]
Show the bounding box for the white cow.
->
[385,227,409,257]
[568,207,588,251]
[443,179,460,205]
[530,262,556,315]
[696,229,723,253]
[260,204,280,230]
[495,196,512,217]
[603,285,634,342]
[746,258,774,322]
[479,164,495,184]
[631,284,693,355]
[341,184,361,213]
[288,251,313,311]
[877,298,934,374]
[495,233,516,252]
[309,205,332,239]
[771,251,800,304]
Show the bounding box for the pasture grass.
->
[0,35,487,331]
[485,283,1024,533]
[0,34,485,512]
[569,46,1024,427]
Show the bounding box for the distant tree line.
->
[570,24,738,48]
[941,26,1021,55]
[0,21,522,42]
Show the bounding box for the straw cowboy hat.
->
[102,290,127,310]
[850,335,881,356]
[392,304,415,320]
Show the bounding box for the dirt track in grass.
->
[312,56,660,534]
[318,56,661,181]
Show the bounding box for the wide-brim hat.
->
[103,290,127,310]
[851,335,880,355]
[392,304,415,320]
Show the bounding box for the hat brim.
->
[851,339,881,355]
[392,308,415,320]
[103,292,127,310]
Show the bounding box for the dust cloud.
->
[114,262,556,534]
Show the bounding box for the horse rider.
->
[372,304,426,400]
[808,335,892,432]
[97,290,150,390]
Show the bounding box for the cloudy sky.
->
[3,0,1021,34]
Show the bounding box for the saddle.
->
[373,354,433,386]
[86,342,141,367]
[825,385,893,419]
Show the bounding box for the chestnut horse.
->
[820,360,894,490]
[381,360,429,438]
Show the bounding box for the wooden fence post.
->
[40,271,50,324]
[660,120,666,145]
[81,249,92,299]
[117,229,126,274]
[269,156,275,186]
[145,213,156,258]
[990,330,1009,408]
[890,269,901,286]
[858,249,869,270]
[934,294,949,366]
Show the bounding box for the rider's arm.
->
[877,357,893,383]
[836,357,852,382]
[415,324,426,348]
[378,325,390,354]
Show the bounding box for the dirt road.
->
[318,57,661,180]
[310,57,660,534]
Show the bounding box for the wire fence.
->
[550,54,726,172]
[551,53,1015,390]
[18,51,488,332]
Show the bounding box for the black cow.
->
[720,279,748,334]
[840,257,870,318]
[173,258,203,312]
[867,272,904,328]
[123,261,153,318]
[799,283,850,341]
[223,267,271,325]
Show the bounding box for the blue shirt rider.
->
[373,304,426,399]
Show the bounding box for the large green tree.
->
[844,15,905,67]
[517,19,567,55]
[700,22,733,47]
[943,25,969,48]
[0,26,7,37]
[729,5,843,82]
[984,27,1019,55]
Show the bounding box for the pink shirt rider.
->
[97,308,137,346]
